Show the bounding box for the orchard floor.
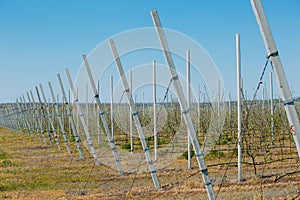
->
[0,127,300,200]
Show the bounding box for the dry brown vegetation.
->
[1,124,300,200]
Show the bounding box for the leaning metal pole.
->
[28,91,47,144]
[250,0,300,158]
[22,95,40,140]
[109,39,161,189]
[39,84,61,150]
[19,97,33,136]
[82,55,124,175]
[35,86,54,146]
[16,98,28,135]
[48,82,71,154]
[65,68,100,165]
[57,73,84,159]
[151,10,215,199]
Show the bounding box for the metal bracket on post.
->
[266,51,278,59]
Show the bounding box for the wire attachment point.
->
[266,51,278,59]
[283,98,295,106]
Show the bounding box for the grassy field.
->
[1,126,300,200]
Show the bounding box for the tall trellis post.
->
[151,10,215,199]
[57,73,84,159]
[109,39,161,189]
[65,68,100,165]
[39,84,61,150]
[48,82,71,154]
[82,55,124,175]
[251,0,300,158]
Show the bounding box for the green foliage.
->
[0,149,19,167]
[69,135,75,142]
[4,169,17,175]
[181,150,195,160]
[27,183,50,189]
[0,150,8,159]
[205,150,225,158]
[146,136,154,141]
[232,148,238,156]
[0,182,25,191]
[0,159,19,167]
[219,136,233,145]
[121,144,131,150]
[157,138,169,145]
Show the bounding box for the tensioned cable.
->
[118,90,127,105]
[124,160,143,199]
[215,55,271,199]
[78,160,96,195]
[155,77,173,118]
[244,54,271,118]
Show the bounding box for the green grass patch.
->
[219,137,233,145]
[0,181,25,191]
[146,136,154,141]
[158,138,169,145]
[27,182,51,190]
[181,151,195,160]
[3,169,17,175]
[232,148,238,156]
[70,135,76,142]
[0,150,8,159]
[0,159,19,167]
[205,150,226,158]
[121,144,131,151]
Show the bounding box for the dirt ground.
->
[0,126,300,200]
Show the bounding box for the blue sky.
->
[0,0,299,103]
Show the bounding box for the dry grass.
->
[0,126,300,200]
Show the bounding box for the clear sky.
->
[0,0,299,103]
